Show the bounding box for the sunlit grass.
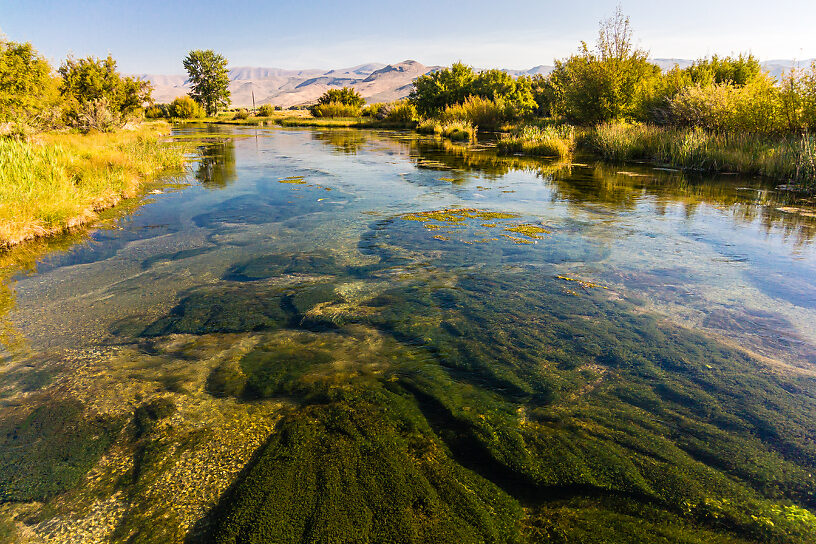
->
[497,125,576,160]
[0,122,186,247]
[582,122,816,188]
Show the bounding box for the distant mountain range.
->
[137,58,816,108]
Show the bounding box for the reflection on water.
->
[0,126,815,544]
[195,139,237,189]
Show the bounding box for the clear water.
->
[1,125,815,543]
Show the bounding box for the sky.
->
[2,0,816,74]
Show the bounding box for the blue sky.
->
[2,0,815,73]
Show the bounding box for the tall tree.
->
[0,39,60,123]
[183,50,230,116]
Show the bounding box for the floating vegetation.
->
[439,177,457,182]
[277,176,306,184]
[401,208,519,225]
[503,224,552,239]
[557,275,609,290]
[500,233,534,244]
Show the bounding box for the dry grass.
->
[0,122,186,248]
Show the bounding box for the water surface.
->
[1,126,815,543]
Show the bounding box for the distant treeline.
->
[407,9,816,135]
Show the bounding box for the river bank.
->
[0,122,187,249]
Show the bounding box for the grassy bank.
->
[496,122,816,190]
[0,122,185,248]
[581,123,816,187]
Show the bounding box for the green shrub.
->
[441,96,505,131]
[382,101,417,125]
[145,104,170,119]
[410,63,536,118]
[0,40,62,127]
[257,104,274,116]
[316,87,365,107]
[233,108,249,120]
[361,102,386,118]
[170,96,205,119]
[669,75,781,133]
[310,102,361,118]
[59,54,151,128]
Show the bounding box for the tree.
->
[0,39,61,124]
[170,95,205,119]
[546,7,658,124]
[316,87,365,107]
[409,62,476,116]
[183,50,230,116]
[58,54,152,129]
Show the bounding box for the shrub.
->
[310,102,361,118]
[409,63,535,118]
[316,87,364,107]
[145,104,170,119]
[0,40,61,127]
[75,98,119,132]
[171,96,205,119]
[233,108,249,120]
[669,75,781,134]
[362,102,387,118]
[441,96,502,131]
[59,55,151,128]
[382,101,417,125]
[257,104,274,116]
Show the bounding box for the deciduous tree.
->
[183,50,230,116]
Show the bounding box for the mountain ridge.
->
[138,58,816,108]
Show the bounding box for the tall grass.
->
[416,119,477,141]
[0,122,185,247]
[582,122,816,187]
[497,125,576,160]
[441,96,506,131]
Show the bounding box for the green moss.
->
[224,252,346,282]
[141,285,289,336]
[0,400,121,502]
[202,397,522,544]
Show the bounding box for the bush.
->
[362,102,387,118]
[145,104,170,119]
[59,55,151,128]
[0,40,61,127]
[74,98,119,132]
[233,108,249,120]
[171,96,205,119]
[669,75,781,133]
[409,63,535,118]
[257,104,274,116]
[382,101,417,125]
[316,87,365,108]
[310,102,361,118]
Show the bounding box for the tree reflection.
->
[195,140,237,189]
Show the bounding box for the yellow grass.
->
[0,122,186,248]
